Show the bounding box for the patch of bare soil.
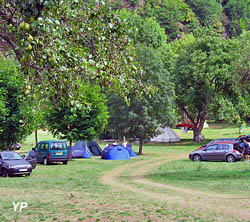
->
[101,154,250,221]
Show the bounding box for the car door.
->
[214,144,230,161]
[25,150,37,169]
[202,144,218,160]
[34,143,42,162]
[39,143,49,161]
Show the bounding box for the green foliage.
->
[0,0,139,100]
[173,28,236,139]
[185,0,223,27]
[46,83,108,141]
[0,57,34,150]
[136,17,167,48]
[224,0,250,37]
[229,31,250,121]
[105,14,175,153]
[138,0,197,39]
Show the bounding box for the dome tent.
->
[72,141,102,158]
[101,145,130,160]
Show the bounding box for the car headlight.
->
[6,165,16,169]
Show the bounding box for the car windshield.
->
[1,152,23,160]
[51,142,67,150]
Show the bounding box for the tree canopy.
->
[106,12,175,154]
[172,28,237,140]
[0,0,140,100]
[0,57,34,150]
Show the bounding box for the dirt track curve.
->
[101,154,250,221]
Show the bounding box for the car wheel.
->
[2,168,8,177]
[226,155,236,163]
[193,154,202,162]
[26,173,30,176]
[63,161,68,165]
[43,158,48,165]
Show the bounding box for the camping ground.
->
[1,123,250,221]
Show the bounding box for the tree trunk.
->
[69,139,72,160]
[35,130,38,145]
[138,137,143,155]
[193,127,203,141]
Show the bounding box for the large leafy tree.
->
[106,13,175,154]
[0,0,143,144]
[173,28,236,141]
[0,0,139,100]
[0,57,34,150]
[46,83,108,158]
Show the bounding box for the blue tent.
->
[72,141,102,158]
[101,145,130,160]
[124,144,137,157]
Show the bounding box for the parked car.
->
[0,151,32,177]
[176,120,200,130]
[189,141,244,162]
[34,140,69,165]
[176,121,194,130]
[23,150,37,169]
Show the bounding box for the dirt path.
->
[101,154,250,221]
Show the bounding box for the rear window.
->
[50,142,67,150]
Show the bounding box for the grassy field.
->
[1,122,250,221]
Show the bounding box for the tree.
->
[137,0,198,39]
[0,57,34,150]
[173,28,236,141]
[228,31,250,122]
[107,0,198,40]
[224,0,250,37]
[105,13,175,154]
[0,0,139,101]
[0,0,145,144]
[46,83,108,158]
[185,0,223,27]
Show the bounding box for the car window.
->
[1,152,23,160]
[217,144,230,150]
[41,143,49,150]
[206,145,217,151]
[51,142,67,150]
[35,143,41,150]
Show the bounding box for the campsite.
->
[1,123,250,221]
[2,1,250,222]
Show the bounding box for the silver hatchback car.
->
[189,142,244,162]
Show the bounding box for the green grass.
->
[1,122,250,221]
[148,159,250,195]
